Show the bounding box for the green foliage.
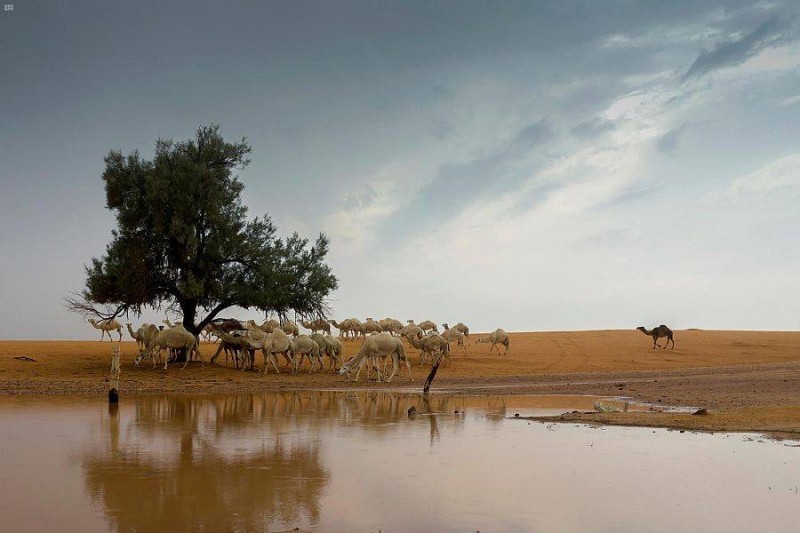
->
[82,125,337,332]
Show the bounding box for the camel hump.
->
[659,324,668,328]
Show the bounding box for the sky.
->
[1,1,799,339]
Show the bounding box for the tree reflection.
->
[84,396,330,532]
[83,391,468,531]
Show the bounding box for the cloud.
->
[656,122,688,153]
[570,117,616,140]
[777,94,800,106]
[375,118,555,242]
[683,15,793,80]
[728,152,800,196]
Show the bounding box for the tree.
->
[67,125,338,339]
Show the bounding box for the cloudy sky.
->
[2,1,800,339]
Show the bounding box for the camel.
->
[211,332,251,369]
[348,318,363,338]
[405,333,451,367]
[359,318,383,336]
[126,323,147,350]
[127,323,159,352]
[301,318,332,335]
[89,318,123,342]
[477,328,510,355]
[291,335,323,373]
[208,327,288,373]
[311,333,342,372]
[236,326,287,373]
[636,325,675,349]
[281,320,300,337]
[262,327,294,371]
[379,318,403,336]
[400,322,424,340]
[263,318,280,331]
[440,324,467,356]
[451,322,470,342]
[136,325,202,370]
[246,318,281,334]
[329,318,361,340]
[418,320,438,334]
[339,332,413,383]
[207,318,244,339]
[249,318,280,333]
[325,334,344,368]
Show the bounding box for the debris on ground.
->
[13,356,36,362]
[593,401,629,413]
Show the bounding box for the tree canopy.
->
[70,125,337,334]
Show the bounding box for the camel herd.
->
[89,318,675,378]
[87,316,511,380]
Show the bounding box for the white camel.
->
[292,334,324,373]
[418,320,438,334]
[379,318,403,336]
[405,332,451,367]
[311,333,343,372]
[339,332,413,383]
[89,318,123,342]
[136,324,202,370]
[281,320,300,337]
[126,322,147,350]
[301,318,332,335]
[477,328,510,355]
[359,318,383,336]
[441,324,468,356]
[400,322,424,340]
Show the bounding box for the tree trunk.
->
[175,300,199,363]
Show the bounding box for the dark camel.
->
[636,325,675,349]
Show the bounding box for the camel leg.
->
[384,355,399,383]
[270,355,280,374]
[117,329,123,342]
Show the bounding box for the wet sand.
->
[2,329,800,435]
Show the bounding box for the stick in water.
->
[109,345,121,403]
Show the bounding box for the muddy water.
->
[0,392,797,532]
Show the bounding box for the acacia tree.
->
[68,125,337,337]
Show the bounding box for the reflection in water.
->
[87,395,333,532]
[2,392,797,532]
[84,391,465,532]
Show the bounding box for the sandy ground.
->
[2,329,800,436]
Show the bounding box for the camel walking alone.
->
[636,325,675,349]
[477,328,510,355]
[89,318,123,342]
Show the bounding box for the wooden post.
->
[423,352,443,395]
[109,345,121,403]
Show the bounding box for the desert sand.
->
[2,329,800,436]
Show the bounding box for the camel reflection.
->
[84,392,471,531]
[86,396,330,532]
